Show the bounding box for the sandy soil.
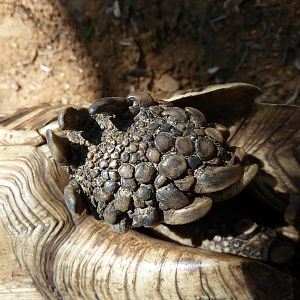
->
[1,0,300,119]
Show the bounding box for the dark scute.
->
[156,183,189,210]
[195,137,217,161]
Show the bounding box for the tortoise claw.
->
[46,129,72,164]
[127,91,157,108]
[64,180,86,215]
[58,107,91,131]
[208,164,258,202]
[88,97,130,115]
[162,197,212,225]
[194,164,243,194]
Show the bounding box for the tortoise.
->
[0,83,299,299]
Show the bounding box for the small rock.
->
[158,154,187,179]
[156,183,189,210]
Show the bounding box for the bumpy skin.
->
[47,92,249,232]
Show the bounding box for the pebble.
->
[174,175,195,191]
[146,148,160,163]
[121,177,137,191]
[156,183,189,210]
[118,163,134,178]
[187,155,202,170]
[135,162,156,183]
[158,154,187,179]
[114,188,132,212]
[154,175,168,189]
[175,137,194,156]
[195,137,217,161]
[154,132,174,153]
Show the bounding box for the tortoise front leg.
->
[64,179,86,216]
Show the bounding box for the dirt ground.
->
[1,0,300,118]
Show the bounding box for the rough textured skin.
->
[52,93,249,232]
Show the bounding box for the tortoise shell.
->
[0,83,299,299]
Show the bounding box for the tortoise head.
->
[46,84,259,232]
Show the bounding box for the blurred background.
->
[1,0,300,116]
